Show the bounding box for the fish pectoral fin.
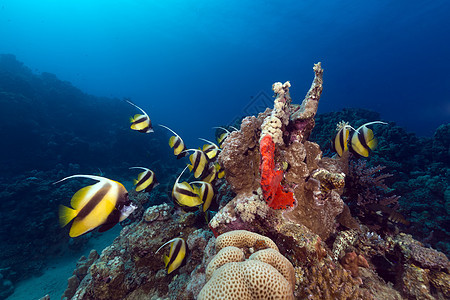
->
[169,136,176,147]
[367,137,378,150]
[98,222,117,233]
[58,205,77,227]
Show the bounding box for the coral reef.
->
[3,59,446,299]
[310,108,450,256]
[62,250,99,300]
[63,204,215,299]
[212,63,345,241]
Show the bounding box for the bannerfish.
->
[198,138,221,161]
[191,181,215,212]
[201,164,217,183]
[350,121,388,157]
[214,126,231,147]
[97,197,137,233]
[183,149,208,179]
[155,237,187,274]
[55,175,136,237]
[130,167,158,193]
[201,162,224,183]
[333,121,352,157]
[172,166,203,207]
[159,124,188,159]
[215,162,225,179]
[125,99,153,133]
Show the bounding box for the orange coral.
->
[259,134,295,210]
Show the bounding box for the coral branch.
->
[289,62,324,142]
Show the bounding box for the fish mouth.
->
[121,203,137,217]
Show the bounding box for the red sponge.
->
[259,134,295,210]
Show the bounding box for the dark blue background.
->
[1,0,449,144]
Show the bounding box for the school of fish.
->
[55,100,232,274]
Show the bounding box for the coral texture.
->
[198,230,295,300]
[339,251,370,277]
[260,81,292,145]
[289,62,324,142]
[215,229,279,253]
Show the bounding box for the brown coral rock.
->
[218,114,266,194]
[339,251,369,277]
[300,257,371,300]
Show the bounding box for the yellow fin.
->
[364,128,377,149]
[169,136,176,147]
[133,179,138,185]
[58,205,77,227]
[193,185,200,195]
[367,137,378,150]
[163,255,170,267]
[187,164,193,172]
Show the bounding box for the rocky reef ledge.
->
[57,64,449,300]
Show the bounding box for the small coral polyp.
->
[259,134,295,209]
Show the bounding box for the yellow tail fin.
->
[58,205,77,227]
[163,255,170,267]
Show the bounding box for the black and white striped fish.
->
[333,123,351,157]
[155,237,187,274]
[55,175,136,237]
[183,149,208,179]
[126,99,153,133]
[191,181,215,212]
[172,166,203,207]
[350,121,387,157]
[198,138,221,161]
[159,125,188,159]
[130,167,158,193]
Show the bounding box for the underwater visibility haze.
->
[0,1,449,299]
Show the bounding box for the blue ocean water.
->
[0,0,449,143]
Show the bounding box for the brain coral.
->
[215,229,278,253]
[198,230,294,300]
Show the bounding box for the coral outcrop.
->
[212,62,344,240]
[198,230,295,300]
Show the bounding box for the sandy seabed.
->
[7,227,121,300]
